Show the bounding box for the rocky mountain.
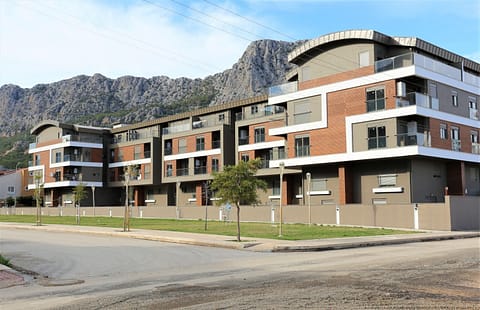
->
[0,39,297,137]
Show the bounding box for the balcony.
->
[375,52,476,86]
[111,131,160,144]
[396,92,439,110]
[239,136,249,145]
[194,166,207,175]
[62,135,103,144]
[176,167,189,176]
[212,140,221,149]
[268,81,298,97]
[235,106,285,121]
[396,132,430,147]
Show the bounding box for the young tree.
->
[33,171,44,226]
[210,159,267,242]
[73,183,87,225]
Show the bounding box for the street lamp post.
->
[278,162,284,237]
[306,172,311,226]
[91,186,96,217]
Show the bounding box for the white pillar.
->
[336,206,340,225]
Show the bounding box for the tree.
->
[73,183,87,225]
[33,171,44,226]
[210,159,267,242]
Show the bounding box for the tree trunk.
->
[236,203,241,242]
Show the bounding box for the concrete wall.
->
[5,195,478,231]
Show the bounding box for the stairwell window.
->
[368,126,387,149]
[366,87,385,112]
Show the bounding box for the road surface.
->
[0,229,478,309]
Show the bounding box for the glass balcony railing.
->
[268,81,298,97]
[375,52,476,86]
[235,106,285,121]
[396,92,439,110]
[396,132,430,147]
[194,166,207,175]
[472,143,480,154]
[452,140,461,152]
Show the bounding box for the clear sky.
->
[1,0,479,88]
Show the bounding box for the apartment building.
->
[28,121,111,207]
[267,29,479,205]
[28,30,479,209]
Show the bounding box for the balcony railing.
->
[470,108,479,120]
[194,166,207,175]
[239,136,249,145]
[396,132,430,147]
[268,81,298,97]
[472,143,480,154]
[375,52,477,86]
[396,92,439,110]
[452,140,461,152]
[62,135,102,144]
[235,106,285,121]
[212,140,221,149]
[176,168,189,176]
[28,160,41,167]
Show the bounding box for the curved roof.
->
[30,120,62,135]
[289,29,479,73]
[31,120,110,135]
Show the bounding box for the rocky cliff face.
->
[0,39,297,137]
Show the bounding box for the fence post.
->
[413,203,419,230]
[336,205,340,225]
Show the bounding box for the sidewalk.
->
[1,222,478,252]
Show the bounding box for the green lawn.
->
[0,215,414,241]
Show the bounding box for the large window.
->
[134,145,141,160]
[254,127,265,143]
[295,136,310,157]
[144,164,150,179]
[166,163,173,177]
[366,87,385,112]
[368,126,386,149]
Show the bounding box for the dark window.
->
[295,136,310,157]
[254,127,265,143]
[366,88,385,112]
[368,126,387,149]
[196,137,205,151]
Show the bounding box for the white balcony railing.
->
[452,140,461,152]
[472,143,480,154]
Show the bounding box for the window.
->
[218,114,225,122]
[146,189,154,200]
[55,152,62,163]
[7,186,15,194]
[134,145,141,160]
[311,178,327,191]
[251,105,258,114]
[212,158,219,172]
[451,91,458,107]
[178,138,187,154]
[451,127,460,140]
[428,82,437,98]
[378,174,397,187]
[34,154,40,166]
[368,126,387,149]
[118,150,124,161]
[166,164,173,177]
[440,124,448,140]
[272,178,280,196]
[293,100,311,124]
[241,153,249,162]
[469,97,478,109]
[196,136,205,151]
[164,140,172,155]
[359,51,370,67]
[144,164,151,179]
[295,136,310,157]
[366,87,385,112]
[471,131,479,143]
[254,127,265,143]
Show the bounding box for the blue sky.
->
[1,0,479,88]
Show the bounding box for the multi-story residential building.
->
[28,30,479,210]
[267,29,479,205]
[28,121,111,207]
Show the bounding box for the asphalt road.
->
[1,229,478,309]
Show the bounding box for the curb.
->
[271,232,480,252]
